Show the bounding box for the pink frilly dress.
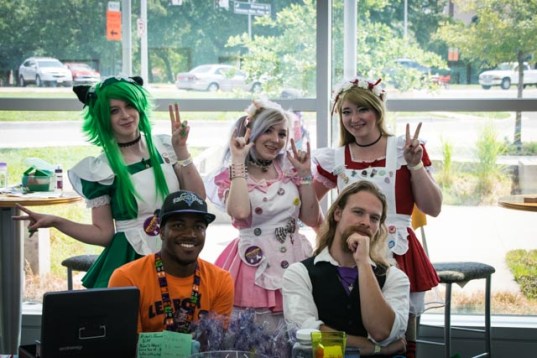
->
[209,159,313,313]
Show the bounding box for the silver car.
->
[175,64,262,92]
[18,57,73,87]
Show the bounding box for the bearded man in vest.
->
[283,180,409,356]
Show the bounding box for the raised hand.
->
[346,232,370,264]
[169,103,189,151]
[230,127,254,163]
[287,138,312,177]
[404,122,423,167]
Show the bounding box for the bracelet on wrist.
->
[373,343,381,355]
[229,163,247,180]
[408,161,424,171]
[176,155,193,167]
[299,174,313,186]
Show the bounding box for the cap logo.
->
[173,191,204,207]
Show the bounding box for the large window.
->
[2,0,537,320]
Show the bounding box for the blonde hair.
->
[332,79,392,146]
[315,180,391,268]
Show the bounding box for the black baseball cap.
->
[159,190,216,227]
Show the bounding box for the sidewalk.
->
[203,204,536,295]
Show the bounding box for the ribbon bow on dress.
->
[275,217,297,243]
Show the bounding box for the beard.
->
[340,225,372,254]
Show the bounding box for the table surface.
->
[0,191,81,208]
[498,194,537,212]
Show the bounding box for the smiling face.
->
[109,99,140,142]
[253,121,288,161]
[340,99,380,143]
[160,214,207,270]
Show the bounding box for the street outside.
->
[2,85,537,161]
[2,84,537,298]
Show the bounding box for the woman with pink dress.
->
[206,99,321,334]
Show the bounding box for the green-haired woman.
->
[14,76,205,288]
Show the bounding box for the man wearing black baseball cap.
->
[109,190,234,333]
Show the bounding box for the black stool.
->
[417,262,496,358]
[418,262,495,358]
[61,254,98,290]
[412,208,495,358]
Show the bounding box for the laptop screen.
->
[39,287,140,358]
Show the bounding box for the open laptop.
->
[37,287,140,358]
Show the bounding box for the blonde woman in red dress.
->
[312,77,443,358]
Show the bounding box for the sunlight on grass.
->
[3,145,206,301]
[1,146,100,186]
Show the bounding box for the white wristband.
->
[176,155,193,167]
[408,161,424,171]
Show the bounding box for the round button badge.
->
[143,215,160,236]
[244,246,264,266]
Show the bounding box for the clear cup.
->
[311,331,347,358]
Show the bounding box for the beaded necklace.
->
[155,252,200,333]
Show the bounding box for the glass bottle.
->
[55,165,63,192]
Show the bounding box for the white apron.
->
[116,139,180,255]
[237,176,312,290]
[333,137,410,256]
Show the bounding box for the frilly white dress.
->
[67,134,180,288]
[313,135,439,314]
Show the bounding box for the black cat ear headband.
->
[73,75,144,106]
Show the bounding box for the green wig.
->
[80,76,170,216]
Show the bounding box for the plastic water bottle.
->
[0,162,7,190]
[292,328,319,358]
[55,165,63,192]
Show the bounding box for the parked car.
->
[431,67,451,86]
[478,62,537,90]
[18,57,73,87]
[65,62,100,85]
[385,58,450,87]
[175,64,263,92]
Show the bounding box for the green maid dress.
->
[67,134,180,288]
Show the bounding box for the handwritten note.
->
[137,331,192,358]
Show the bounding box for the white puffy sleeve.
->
[67,154,114,208]
[312,147,338,189]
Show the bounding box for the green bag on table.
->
[22,166,54,192]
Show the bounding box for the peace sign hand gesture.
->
[404,122,423,167]
[230,127,254,163]
[287,138,312,177]
[169,103,189,151]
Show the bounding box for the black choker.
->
[118,134,141,148]
[249,158,273,172]
[355,134,382,148]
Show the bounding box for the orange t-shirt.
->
[109,255,234,332]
